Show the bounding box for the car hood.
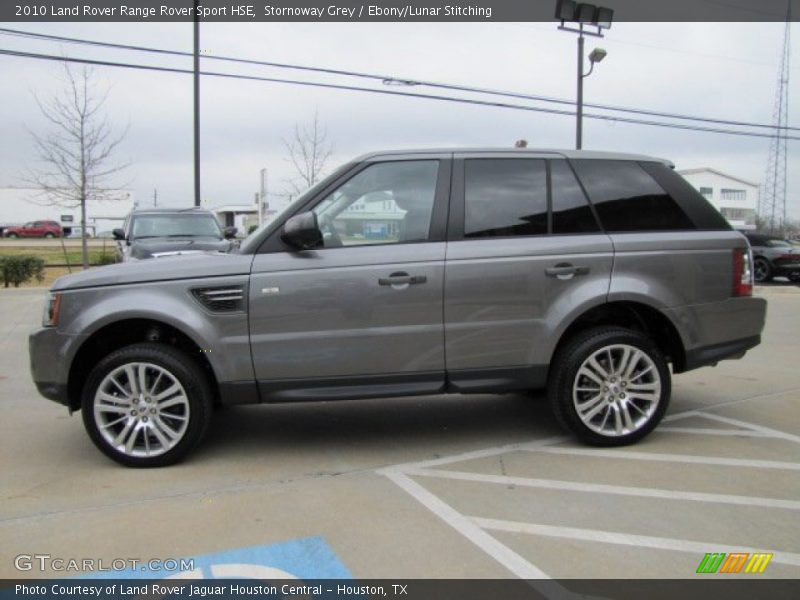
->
[51,252,254,291]
[129,237,233,259]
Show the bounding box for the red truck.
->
[2,220,63,238]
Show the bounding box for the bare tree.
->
[282,110,333,197]
[27,64,128,268]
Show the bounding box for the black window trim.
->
[448,156,605,242]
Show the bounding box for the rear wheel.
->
[81,343,213,467]
[753,257,773,283]
[548,327,671,446]
[6,232,18,238]
[44,232,56,238]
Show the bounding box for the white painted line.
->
[405,468,800,510]
[659,427,775,438]
[528,446,800,471]
[382,470,551,579]
[378,435,568,473]
[693,412,800,444]
[473,516,800,567]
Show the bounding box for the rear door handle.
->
[545,264,590,278]
[379,273,427,286]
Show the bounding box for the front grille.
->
[191,285,245,313]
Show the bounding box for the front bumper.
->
[29,327,86,408]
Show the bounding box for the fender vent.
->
[191,285,245,313]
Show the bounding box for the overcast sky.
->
[0,21,798,218]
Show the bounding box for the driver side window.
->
[312,160,439,248]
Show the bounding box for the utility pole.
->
[576,31,585,149]
[193,7,200,207]
[760,2,791,235]
[153,188,158,207]
[259,168,268,224]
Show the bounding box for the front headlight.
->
[42,292,61,327]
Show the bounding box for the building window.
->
[720,188,746,202]
[698,187,713,200]
[720,207,755,224]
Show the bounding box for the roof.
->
[676,167,759,188]
[352,147,674,166]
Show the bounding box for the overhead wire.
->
[0,26,797,135]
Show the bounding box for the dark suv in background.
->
[30,149,765,467]
[745,232,800,283]
[113,207,237,262]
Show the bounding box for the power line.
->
[1,26,798,134]
[1,46,798,141]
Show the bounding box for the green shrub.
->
[1,255,46,288]
[96,253,118,265]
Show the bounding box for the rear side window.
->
[550,160,600,234]
[571,160,695,232]
[464,159,548,238]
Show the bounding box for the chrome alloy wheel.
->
[572,344,661,437]
[93,362,190,458]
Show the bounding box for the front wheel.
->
[548,327,671,446]
[81,343,213,467]
[44,232,56,238]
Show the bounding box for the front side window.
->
[313,160,439,247]
[571,160,695,232]
[464,159,547,238]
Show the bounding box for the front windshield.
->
[131,214,223,239]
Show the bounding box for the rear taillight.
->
[733,248,753,297]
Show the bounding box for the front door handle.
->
[379,272,427,286]
[545,263,590,279]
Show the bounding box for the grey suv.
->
[113,207,237,262]
[29,149,766,467]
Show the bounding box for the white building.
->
[677,168,758,231]
[0,187,134,236]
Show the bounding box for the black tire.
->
[547,327,671,446]
[81,343,213,467]
[44,232,55,238]
[753,257,773,283]
[6,232,18,238]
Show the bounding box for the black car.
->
[744,232,800,283]
[113,208,237,262]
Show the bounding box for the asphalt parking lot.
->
[1,286,799,582]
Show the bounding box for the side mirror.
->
[112,228,126,241]
[223,226,238,239]
[281,212,322,250]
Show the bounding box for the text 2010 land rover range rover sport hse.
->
[29,149,767,467]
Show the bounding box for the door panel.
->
[444,236,613,371]
[249,242,446,383]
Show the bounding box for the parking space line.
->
[658,427,780,438]
[404,468,800,510]
[473,516,800,567]
[692,412,800,444]
[529,447,800,471]
[379,435,568,473]
[383,470,554,580]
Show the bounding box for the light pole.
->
[555,1,613,150]
[193,7,200,207]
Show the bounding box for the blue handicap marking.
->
[83,536,352,580]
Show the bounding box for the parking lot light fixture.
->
[555,1,614,149]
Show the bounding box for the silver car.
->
[29,149,767,467]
